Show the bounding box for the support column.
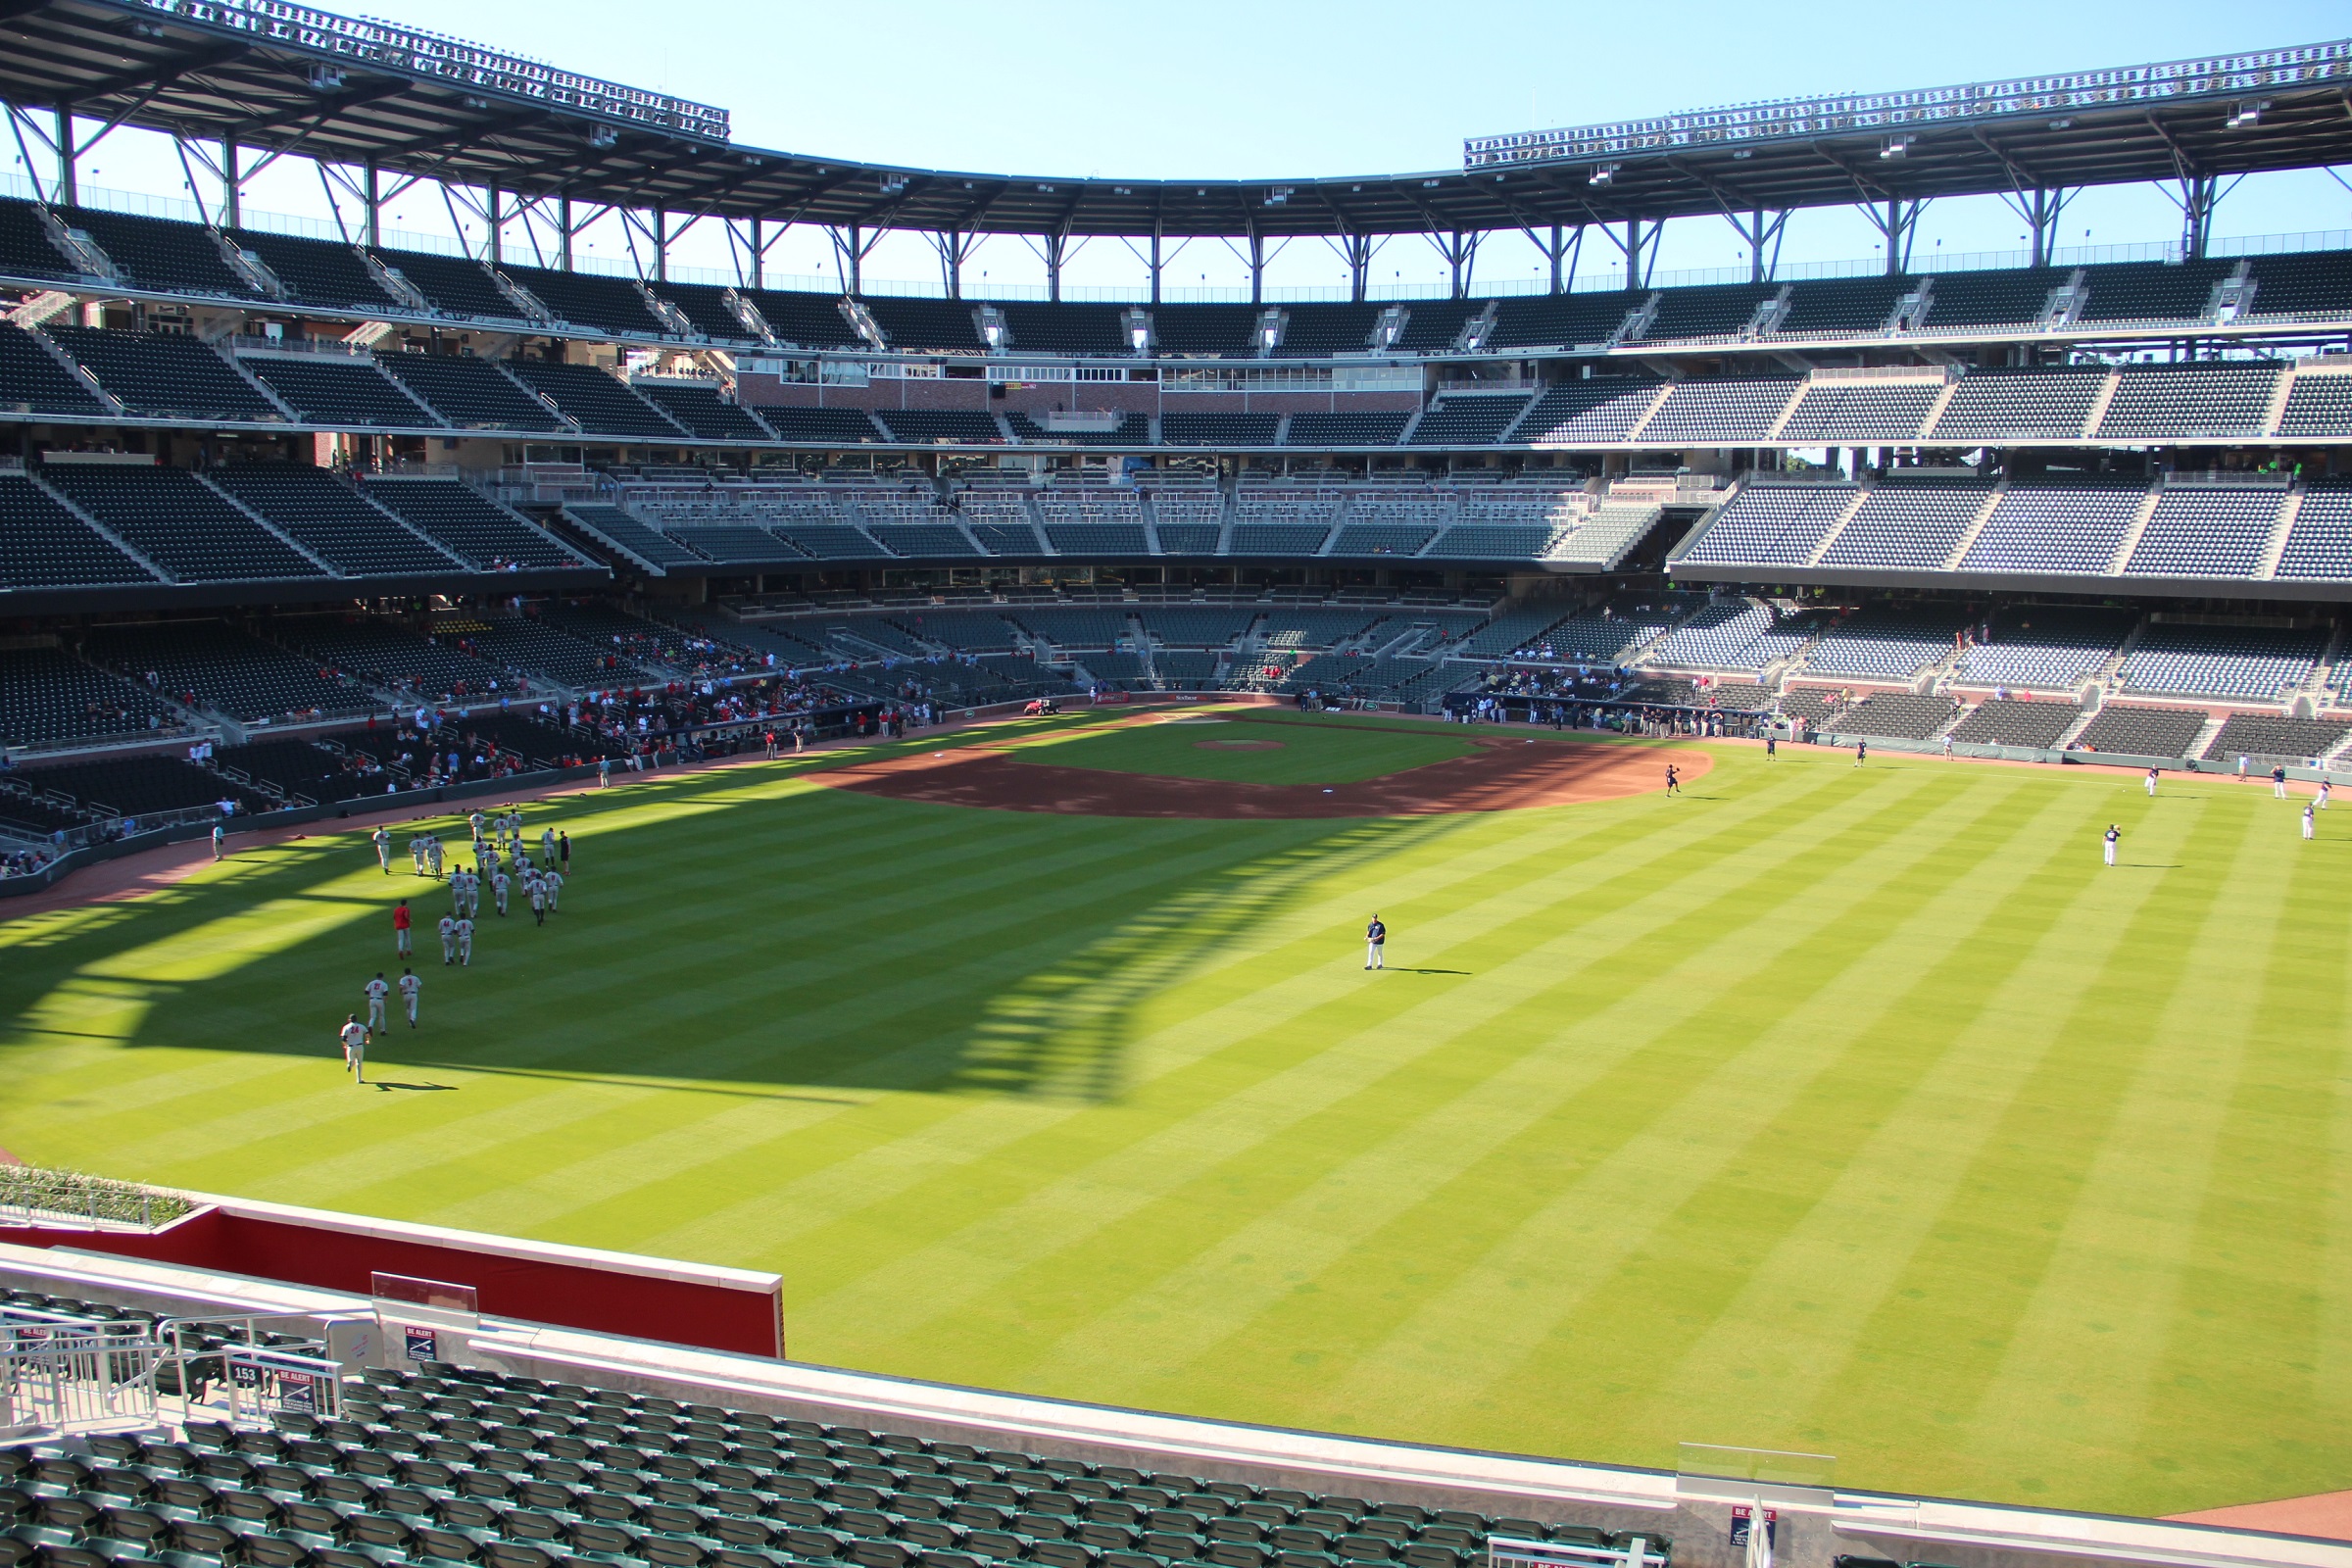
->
[487,184,502,268]
[1249,228,1263,307]
[1045,230,1065,303]
[1862,197,1924,276]
[653,208,668,282]
[363,159,380,249]
[1339,233,1372,303]
[2178,174,2218,261]
[1548,225,1564,294]
[560,194,574,271]
[221,134,240,229]
[1437,230,1478,299]
[941,228,960,298]
[1624,218,1643,291]
[1150,224,1161,306]
[55,103,75,208]
[750,217,763,290]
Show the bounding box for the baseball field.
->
[0,705,2344,1519]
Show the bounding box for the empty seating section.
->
[659,525,785,563]
[635,382,775,442]
[0,198,84,282]
[0,323,110,414]
[2079,259,2229,322]
[1681,484,1854,567]
[1958,483,2142,574]
[45,327,280,420]
[0,472,157,588]
[1393,299,1481,351]
[1545,503,1660,569]
[1951,607,2133,690]
[1804,607,1967,681]
[999,303,1130,355]
[284,616,499,696]
[2122,487,2285,577]
[228,228,397,312]
[1406,395,1531,445]
[653,281,759,342]
[742,289,865,350]
[1259,609,1381,650]
[58,205,253,297]
[1147,489,1224,553]
[1817,480,1990,569]
[41,465,322,582]
[1286,413,1408,446]
[1775,381,1941,443]
[362,479,587,570]
[504,360,685,439]
[1007,414,1145,447]
[2093,364,2279,438]
[84,620,372,722]
[1152,650,1221,687]
[877,411,1004,444]
[1490,292,1642,349]
[239,354,439,427]
[507,267,667,337]
[1516,379,1661,443]
[2117,624,2326,701]
[1231,493,1340,555]
[864,297,983,354]
[0,646,180,746]
[2201,714,2350,766]
[463,615,641,686]
[1778,276,1911,335]
[1928,368,2103,440]
[1644,601,1783,670]
[1507,599,1679,662]
[2276,373,2352,437]
[1012,608,1132,649]
[1949,698,2079,748]
[1921,268,2063,328]
[2065,703,2203,757]
[1637,378,1797,444]
[1036,491,1148,555]
[759,408,884,443]
[766,520,885,560]
[564,505,710,571]
[2274,483,2352,579]
[206,466,458,576]
[957,492,1043,554]
[900,611,1019,652]
[380,355,568,431]
[1637,283,1777,341]
[1162,413,1278,446]
[1275,304,1381,356]
[1140,609,1250,647]
[25,754,272,817]
[1826,693,1959,739]
[378,249,527,322]
[2246,251,2352,318]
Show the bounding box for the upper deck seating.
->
[1393,299,1482,351]
[2121,487,2286,578]
[1928,367,2104,441]
[1815,478,1994,570]
[1151,303,1266,357]
[1633,282,1778,342]
[562,505,710,572]
[759,408,884,443]
[1958,481,2144,574]
[374,248,531,323]
[0,472,160,588]
[2244,250,2352,318]
[2092,363,2280,439]
[1775,380,1941,443]
[505,266,669,338]
[0,197,87,283]
[239,353,439,427]
[1487,291,1643,349]
[1516,377,1662,443]
[1776,275,1912,335]
[207,466,459,577]
[1680,483,1856,567]
[997,303,1130,355]
[742,288,865,350]
[0,646,180,747]
[56,205,255,298]
[1275,303,1382,356]
[361,478,589,570]
[0,322,110,416]
[1406,394,1532,445]
[875,410,1004,444]
[1006,414,1146,447]
[2078,259,2230,323]
[1286,413,1409,446]
[660,524,791,564]
[652,281,761,342]
[2276,373,2352,437]
[503,359,685,440]
[45,326,280,421]
[632,381,774,442]
[228,228,400,312]
[1919,267,2066,328]
[379,354,569,431]
[2273,482,2352,579]
[863,297,984,354]
[41,464,323,583]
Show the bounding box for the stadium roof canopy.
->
[2,0,2349,241]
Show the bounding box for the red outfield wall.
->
[0,1196,784,1358]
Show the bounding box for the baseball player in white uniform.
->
[338,1014,368,1084]
[398,968,420,1028]
[373,826,393,873]
[455,914,474,965]
[438,913,458,964]
[364,972,390,1034]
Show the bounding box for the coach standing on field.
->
[1364,914,1387,971]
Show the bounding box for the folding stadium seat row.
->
[0,646,181,748]
[1946,699,2080,750]
[2199,714,2350,767]
[1679,485,1855,569]
[44,326,284,422]
[1823,694,1959,740]
[39,466,323,584]
[361,480,589,572]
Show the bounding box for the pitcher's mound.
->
[819,736,1704,819]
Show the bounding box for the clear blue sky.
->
[17,0,2351,299]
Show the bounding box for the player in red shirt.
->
[392,900,413,957]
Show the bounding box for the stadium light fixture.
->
[308,64,347,91]
[1589,164,1619,186]
[2227,99,2271,128]
[587,125,617,149]
[2048,118,2073,129]
[1265,187,1294,206]
[879,172,907,195]
[1880,135,1913,160]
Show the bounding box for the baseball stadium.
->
[0,9,2349,1568]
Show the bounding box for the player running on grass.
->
[398,968,420,1029]
[372,825,392,873]
[338,1014,368,1085]
[364,972,389,1034]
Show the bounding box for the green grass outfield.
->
[1,708,2346,1517]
